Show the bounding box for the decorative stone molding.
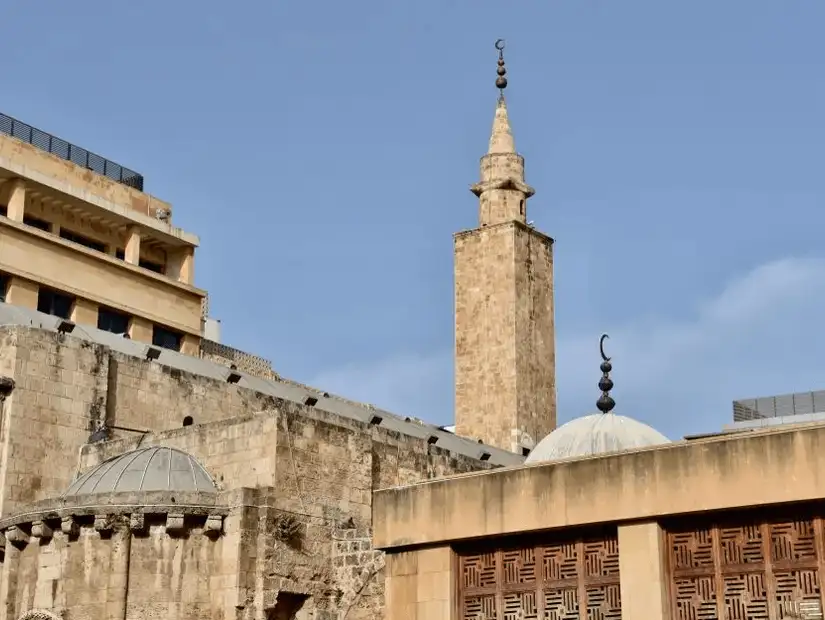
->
[204,514,224,536]
[31,520,53,540]
[18,610,62,620]
[129,512,146,533]
[6,526,30,548]
[165,513,186,535]
[93,514,112,534]
[60,517,79,537]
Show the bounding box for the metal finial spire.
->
[494,39,508,97]
[596,334,616,414]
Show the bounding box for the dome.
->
[524,413,670,464]
[63,446,217,496]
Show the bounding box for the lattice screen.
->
[457,534,621,620]
[668,514,825,620]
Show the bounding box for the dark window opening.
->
[115,248,125,260]
[0,205,7,217]
[521,446,531,457]
[97,307,130,334]
[519,200,525,216]
[152,325,182,352]
[37,287,74,319]
[0,273,8,303]
[23,215,50,232]
[139,258,164,274]
[60,229,106,253]
[182,415,194,427]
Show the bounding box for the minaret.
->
[454,40,557,455]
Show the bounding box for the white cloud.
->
[308,257,825,440]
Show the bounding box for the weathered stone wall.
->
[454,220,556,454]
[0,494,237,620]
[76,406,492,619]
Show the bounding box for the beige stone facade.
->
[454,97,556,453]
[0,324,516,619]
[0,125,203,355]
[374,421,825,620]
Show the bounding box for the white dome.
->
[524,413,670,464]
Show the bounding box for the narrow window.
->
[115,248,125,260]
[182,415,194,427]
[23,215,50,232]
[139,258,164,274]
[60,229,106,253]
[152,325,183,352]
[519,200,525,216]
[97,307,130,334]
[0,205,7,217]
[0,273,8,303]
[37,287,74,319]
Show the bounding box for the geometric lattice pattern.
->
[458,533,621,620]
[668,513,825,620]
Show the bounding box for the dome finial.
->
[494,39,508,97]
[596,334,616,414]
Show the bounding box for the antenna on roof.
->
[597,334,616,414]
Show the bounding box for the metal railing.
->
[0,112,144,191]
[733,389,825,422]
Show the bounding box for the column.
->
[181,333,200,356]
[5,277,38,309]
[124,226,141,265]
[385,547,452,620]
[129,316,153,344]
[0,179,26,222]
[167,247,195,285]
[618,521,669,620]
[71,298,98,326]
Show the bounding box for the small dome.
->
[525,413,670,464]
[63,446,217,496]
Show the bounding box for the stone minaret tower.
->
[454,41,557,455]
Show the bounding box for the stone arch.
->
[340,552,386,619]
[19,610,62,620]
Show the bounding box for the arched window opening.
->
[182,415,194,427]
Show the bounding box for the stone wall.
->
[76,406,492,619]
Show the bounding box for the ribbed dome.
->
[64,446,217,496]
[525,413,670,464]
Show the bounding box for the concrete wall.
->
[0,219,204,338]
[373,422,825,620]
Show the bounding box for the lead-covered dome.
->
[64,446,217,496]
[524,413,670,464]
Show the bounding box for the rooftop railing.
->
[733,389,825,422]
[0,112,144,191]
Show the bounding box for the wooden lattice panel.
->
[667,513,825,620]
[458,533,621,620]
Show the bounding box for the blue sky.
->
[3,1,825,441]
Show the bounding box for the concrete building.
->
[0,45,548,619]
[0,113,203,356]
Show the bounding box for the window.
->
[97,307,130,334]
[182,416,193,427]
[115,249,125,260]
[60,229,106,253]
[152,325,182,352]
[0,273,8,303]
[23,215,50,232]
[37,287,74,319]
[139,258,164,274]
[0,205,7,217]
[519,200,525,216]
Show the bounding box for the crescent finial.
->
[495,39,505,51]
[599,334,611,362]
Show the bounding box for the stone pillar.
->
[618,521,669,620]
[124,226,141,265]
[181,333,200,357]
[71,297,98,326]
[385,547,452,620]
[5,277,38,309]
[105,525,131,620]
[167,247,195,285]
[0,179,26,222]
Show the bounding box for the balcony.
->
[0,113,144,191]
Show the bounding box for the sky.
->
[2,1,824,441]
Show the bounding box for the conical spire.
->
[488,98,516,154]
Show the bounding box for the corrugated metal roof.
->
[0,302,523,467]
